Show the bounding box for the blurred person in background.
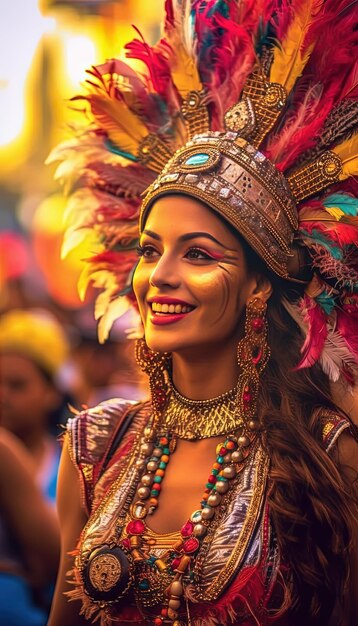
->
[0,308,70,502]
[0,426,59,625]
[69,310,146,408]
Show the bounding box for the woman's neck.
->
[171,346,239,400]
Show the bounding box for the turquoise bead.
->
[206,482,214,489]
[212,468,219,475]
[217,456,224,464]
[185,153,210,166]
[217,476,227,482]
[151,489,160,496]
[163,447,170,455]
[139,579,150,590]
[154,476,162,483]
[159,461,167,469]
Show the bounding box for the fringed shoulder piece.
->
[67,398,143,512]
[320,408,350,453]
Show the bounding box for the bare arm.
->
[47,435,90,626]
[0,427,59,586]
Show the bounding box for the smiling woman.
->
[47,2,358,626]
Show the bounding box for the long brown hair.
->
[257,276,357,624]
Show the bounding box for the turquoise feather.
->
[300,229,343,260]
[315,291,336,315]
[105,139,138,162]
[323,193,358,216]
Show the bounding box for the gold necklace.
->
[160,382,241,439]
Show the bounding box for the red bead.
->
[171,557,181,570]
[159,436,168,445]
[126,519,145,535]
[182,537,200,554]
[121,538,131,550]
[181,520,194,537]
[243,392,252,404]
[161,608,168,617]
[154,619,163,625]
[208,474,216,484]
[219,447,227,456]
[252,317,264,332]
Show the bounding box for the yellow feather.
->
[88,93,148,155]
[325,207,345,221]
[333,136,358,180]
[170,43,202,96]
[270,0,316,94]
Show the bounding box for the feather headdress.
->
[48,0,358,384]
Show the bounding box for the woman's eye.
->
[185,248,213,260]
[136,244,159,259]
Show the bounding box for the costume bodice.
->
[66,398,349,626]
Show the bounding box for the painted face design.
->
[133,195,258,356]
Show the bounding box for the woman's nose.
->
[149,253,181,289]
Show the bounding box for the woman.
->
[47,1,358,624]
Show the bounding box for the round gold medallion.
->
[89,553,122,592]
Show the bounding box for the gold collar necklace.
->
[160,382,241,440]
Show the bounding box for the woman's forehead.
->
[143,195,243,247]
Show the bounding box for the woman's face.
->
[133,195,261,356]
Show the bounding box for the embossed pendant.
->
[82,544,134,602]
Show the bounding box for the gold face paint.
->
[133,195,258,357]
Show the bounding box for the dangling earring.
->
[235,297,270,446]
[135,338,171,427]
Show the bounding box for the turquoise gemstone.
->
[159,461,167,469]
[162,447,170,455]
[217,456,224,464]
[185,153,210,166]
[154,476,162,483]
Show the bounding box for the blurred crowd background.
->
[0,0,157,411]
[0,2,156,623]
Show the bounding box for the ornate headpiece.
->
[48,0,358,384]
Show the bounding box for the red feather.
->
[296,295,328,369]
[336,305,358,362]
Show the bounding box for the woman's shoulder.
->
[66,398,151,512]
[66,397,150,467]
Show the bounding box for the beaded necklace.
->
[122,425,256,625]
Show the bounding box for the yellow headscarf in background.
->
[0,309,69,378]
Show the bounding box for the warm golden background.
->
[0,0,158,314]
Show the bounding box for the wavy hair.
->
[255,275,358,625]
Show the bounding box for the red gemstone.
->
[219,447,227,455]
[252,318,264,332]
[243,392,252,404]
[181,521,194,537]
[126,519,146,535]
[183,537,200,554]
[171,557,181,570]
[121,538,131,550]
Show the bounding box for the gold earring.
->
[135,338,171,426]
[235,297,270,440]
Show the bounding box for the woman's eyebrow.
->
[142,229,226,248]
